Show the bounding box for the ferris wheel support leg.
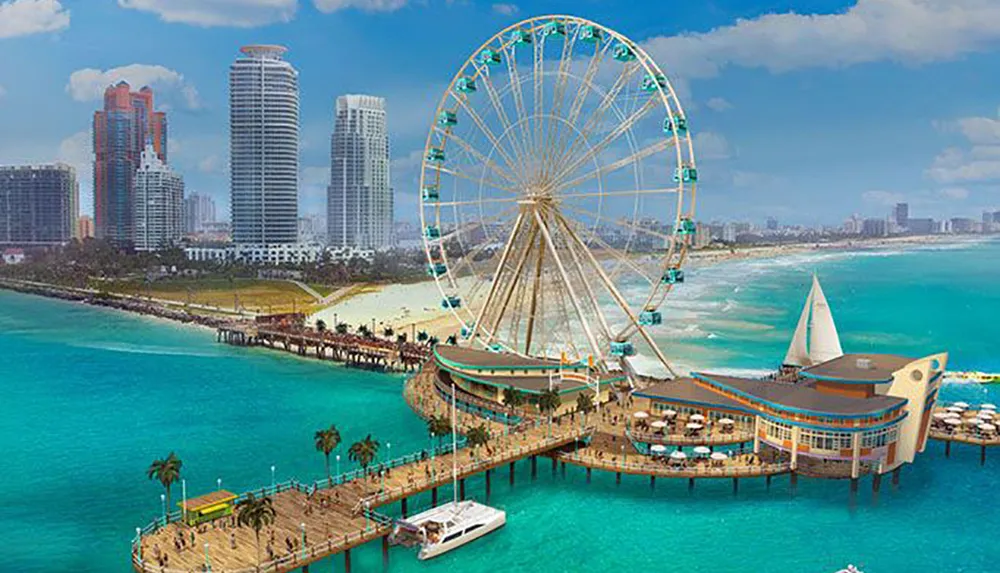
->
[470,210,527,346]
[554,211,678,378]
[532,208,604,363]
[483,221,540,344]
[557,215,615,343]
[524,224,547,356]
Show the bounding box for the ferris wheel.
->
[419,15,698,376]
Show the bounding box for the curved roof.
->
[802,353,913,383]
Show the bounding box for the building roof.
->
[694,373,907,417]
[801,353,913,383]
[635,377,744,410]
[435,346,621,394]
[435,345,566,370]
[180,490,237,511]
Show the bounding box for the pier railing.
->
[557,451,791,478]
[625,425,755,447]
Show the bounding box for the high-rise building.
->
[77,215,94,239]
[230,45,299,245]
[950,217,977,234]
[328,95,393,250]
[907,218,935,235]
[183,192,217,234]
[861,217,888,237]
[766,216,778,231]
[93,82,167,246]
[134,143,184,251]
[0,164,78,245]
[893,203,909,229]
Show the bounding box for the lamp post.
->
[181,479,187,524]
[160,493,166,521]
[364,501,371,532]
[300,522,307,559]
[204,542,211,572]
[135,527,142,563]
[271,465,276,489]
[621,445,625,468]
[217,477,222,491]
[336,454,341,479]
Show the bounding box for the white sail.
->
[783,285,813,367]
[807,275,843,364]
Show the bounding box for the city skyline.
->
[2,1,1000,229]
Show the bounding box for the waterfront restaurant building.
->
[432,346,622,417]
[633,352,947,477]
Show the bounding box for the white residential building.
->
[134,144,184,251]
[230,45,299,245]
[328,95,393,250]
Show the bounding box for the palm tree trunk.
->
[165,485,172,521]
[325,454,332,486]
[255,529,261,572]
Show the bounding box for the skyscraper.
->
[328,94,393,249]
[0,164,78,245]
[893,202,909,229]
[183,192,217,234]
[230,45,299,245]
[93,82,167,246]
[134,143,184,251]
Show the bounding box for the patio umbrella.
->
[946,406,964,413]
[710,452,729,461]
[690,414,706,421]
[964,418,980,426]
[650,420,668,429]
[718,418,735,425]
[650,444,668,454]
[932,412,949,420]
[693,446,711,455]
[669,451,687,460]
[944,411,962,418]
[953,401,970,409]
[979,423,997,432]
[981,403,997,410]
[686,422,704,430]
[633,411,649,419]
[978,411,995,420]
[663,409,678,417]
[944,418,961,426]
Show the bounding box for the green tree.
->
[382,326,394,339]
[146,452,182,518]
[427,414,452,447]
[417,330,429,344]
[537,388,561,433]
[465,424,491,460]
[335,322,349,335]
[315,319,327,333]
[502,386,525,412]
[576,392,595,419]
[348,434,380,474]
[236,493,276,571]
[314,424,341,486]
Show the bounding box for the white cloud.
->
[0,0,69,38]
[940,186,970,200]
[862,189,905,206]
[118,0,296,27]
[928,107,1000,183]
[313,0,407,13]
[641,0,1000,79]
[705,97,732,112]
[492,3,517,15]
[66,64,201,110]
[694,131,731,160]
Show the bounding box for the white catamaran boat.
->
[783,274,844,368]
[391,385,506,560]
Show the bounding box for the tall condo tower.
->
[328,95,393,249]
[93,82,167,246]
[134,143,184,251]
[0,163,79,245]
[229,45,299,245]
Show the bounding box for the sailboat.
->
[783,274,844,367]
[391,384,506,560]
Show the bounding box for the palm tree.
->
[427,415,452,447]
[503,386,525,412]
[335,322,349,335]
[236,493,276,571]
[314,425,341,486]
[428,335,440,346]
[417,330,429,344]
[576,392,595,420]
[315,319,327,333]
[396,333,408,345]
[446,334,458,345]
[465,424,491,460]
[348,434,380,474]
[146,452,182,517]
[382,326,394,339]
[537,389,561,434]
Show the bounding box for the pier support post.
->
[561,461,566,477]
[790,471,798,493]
[688,478,695,492]
[401,497,408,518]
[766,474,772,490]
[531,455,537,478]
[982,445,987,466]
[382,536,389,568]
[850,478,858,493]
[732,477,739,495]
[615,472,621,485]
[551,457,557,474]
[432,487,438,505]
[945,440,951,457]
[459,478,466,500]
[586,468,592,483]
[303,566,309,573]
[872,473,882,493]
[345,549,352,573]
[509,462,515,486]
[486,469,492,499]
[650,475,656,489]
[891,467,901,488]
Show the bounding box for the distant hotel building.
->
[93,82,167,246]
[183,192,217,234]
[134,144,184,251]
[328,95,393,250]
[0,164,78,245]
[77,215,94,239]
[893,202,908,229]
[230,45,299,245]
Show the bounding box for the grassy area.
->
[97,278,321,315]
[306,283,336,298]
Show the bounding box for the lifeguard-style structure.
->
[632,276,947,478]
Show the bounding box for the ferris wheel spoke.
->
[540,29,580,184]
[557,187,679,201]
[557,137,677,193]
[470,210,527,345]
[433,127,522,188]
[561,219,656,286]
[433,196,523,208]
[482,221,539,344]
[500,43,535,174]
[429,165,520,195]
[553,211,678,377]
[560,203,676,244]
[551,97,659,189]
[558,39,613,158]
[433,204,520,245]
[474,63,530,178]
[555,215,614,341]
[449,92,521,176]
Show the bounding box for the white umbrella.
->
[633,411,649,419]
[979,423,997,432]
[946,406,964,413]
[669,451,687,460]
[710,452,729,461]
[663,409,678,417]
[953,401,970,409]
[982,403,997,410]
[650,420,668,429]
[944,411,962,418]
[650,444,668,454]
[978,411,995,420]
[693,446,711,455]
[944,418,962,426]
[964,418,980,426]
[718,418,735,425]
[690,413,706,421]
[932,412,950,420]
[686,422,704,430]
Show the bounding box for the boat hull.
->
[417,511,506,560]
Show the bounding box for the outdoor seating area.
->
[931,402,998,440]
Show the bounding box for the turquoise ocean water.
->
[2,239,999,572]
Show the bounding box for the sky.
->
[1,0,999,227]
